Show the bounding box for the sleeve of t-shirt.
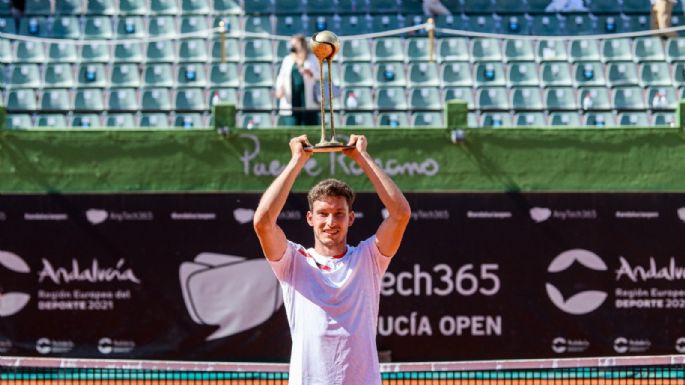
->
[361,235,393,277]
[267,240,298,283]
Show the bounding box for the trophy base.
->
[304,142,355,153]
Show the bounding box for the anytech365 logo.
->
[546,249,608,315]
[0,250,31,317]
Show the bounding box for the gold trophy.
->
[304,31,354,153]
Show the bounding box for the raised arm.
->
[344,135,411,257]
[254,135,312,261]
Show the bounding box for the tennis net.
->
[1,355,684,385]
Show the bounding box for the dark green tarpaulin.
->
[1,127,684,193]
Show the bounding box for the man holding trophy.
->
[253,32,412,385]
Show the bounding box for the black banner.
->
[0,193,684,361]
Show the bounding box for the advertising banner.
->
[1,193,684,361]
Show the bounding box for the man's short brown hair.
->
[307,179,355,210]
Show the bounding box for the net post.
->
[219,20,226,63]
[213,102,236,133]
[427,18,435,63]
[677,99,685,130]
[445,99,468,129]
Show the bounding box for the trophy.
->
[304,31,354,153]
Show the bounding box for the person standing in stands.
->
[423,0,451,17]
[276,34,320,126]
[651,0,678,38]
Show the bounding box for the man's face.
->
[307,196,355,249]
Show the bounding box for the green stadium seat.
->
[369,0,400,13]
[180,16,208,34]
[667,39,685,62]
[83,16,113,39]
[471,38,502,62]
[647,87,677,110]
[209,88,239,105]
[441,62,473,87]
[338,0,369,12]
[0,64,5,86]
[607,62,639,87]
[150,0,179,14]
[245,16,272,35]
[376,86,408,111]
[511,87,543,110]
[412,112,443,127]
[339,15,369,36]
[639,62,671,87]
[74,88,105,111]
[633,37,666,62]
[9,64,41,88]
[439,38,470,62]
[0,17,16,34]
[502,15,529,35]
[399,0,422,13]
[106,113,137,128]
[370,15,402,32]
[309,15,333,34]
[47,42,78,63]
[597,16,623,34]
[213,15,240,37]
[565,15,595,35]
[81,43,111,63]
[477,87,509,110]
[514,112,546,127]
[549,112,581,126]
[481,112,513,128]
[623,0,651,13]
[174,113,205,129]
[578,87,611,110]
[409,88,441,110]
[274,0,303,13]
[114,43,143,63]
[468,14,501,34]
[111,63,141,87]
[40,88,73,111]
[144,64,174,87]
[601,39,633,62]
[378,112,410,128]
[406,38,433,62]
[507,62,539,87]
[71,114,103,128]
[5,114,33,128]
[531,15,564,36]
[146,41,176,63]
[212,39,240,62]
[444,87,475,109]
[275,15,303,37]
[0,0,10,14]
[24,0,51,15]
[108,88,139,111]
[179,39,209,62]
[624,15,650,32]
[241,87,273,110]
[374,38,405,62]
[148,16,177,37]
[569,40,601,63]
[375,63,407,87]
[213,0,241,14]
[142,88,172,111]
[408,62,440,87]
[653,112,675,126]
[238,112,273,129]
[36,114,68,128]
[618,112,649,126]
[77,63,107,87]
[55,0,83,14]
[52,16,81,38]
[573,62,606,87]
[140,113,170,128]
[16,41,45,63]
[342,63,374,87]
[341,40,371,63]
[503,40,535,62]
[540,63,573,87]
[584,112,615,127]
[19,17,48,36]
[545,87,578,110]
[243,63,274,87]
[44,63,75,88]
[87,0,116,15]
[177,64,208,87]
[475,62,506,87]
[243,39,274,63]
[181,0,210,14]
[342,87,374,110]
[343,112,374,127]
[119,0,147,14]
[116,17,145,38]
[674,63,685,88]
[612,86,646,110]
[537,40,568,62]
[210,63,240,87]
[0,39,12,63]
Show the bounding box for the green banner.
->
[1,127,685,193]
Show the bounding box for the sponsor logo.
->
[233,208,254,224]
[179,252,282,341]
[614,337,651,354]
[98,337,135,354]
[466,211,512,219]
[0,211,6,221]
[530,207,597,222]
[0,250,31,317]
[616,257,685,282]
[678,208,685,222]
[86,209,153,224]
[38,259,141,285]
[36,338,74,355]
[278,210,302,220]
[546,249,608,315]
[0,340,11,353]
[615,211,659,219]
[383,209,449,220]
[24,213,68,221]
[170,212,216,221]
[676,337,685,353]
[551,337,590,354]
[86,209,108,225]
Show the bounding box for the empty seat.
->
[623,0,651,13]
[15,41,45,63]
[243,63,274,87]
[0,17,16,34]
[639,62,671,87]
[309,15,334,34]
[502,15,529,35]
[618,112,649,126]
[569,40,601,63]
[467,14,501,34]
[341,40,372,63]
[275,15,302,36]
[634,37,666,62]
[244,15,272,34]
[52,16,81,38]
[540,63,573,87]
[531,15,565,36]
[511,87,543,110]
[375,63,407,87]
[343,112,374,127]
[44,63,75,88]
[342,87,374,110]
[578,87,612,110]
[647,87,676,109]
[408,62,440,87]
[111,63,141,87]
[72,114,103,128]
[441,62,473,87]
[584,112,615,127]
[343,63,374,87]
[81,43,111,63]
[537,40,568,62]
[146,41,176,62]
[108,88,139,111]
[674,62,685,88]
[378,112,409,128]
[177,64,207,87]
[24,0,51,15]
[86,0,116,15]
[36,114,68,128]
[144,64,174,87]
[370,15,402,32]
[503,40,535,62]
[374,38,405,62]
[412,112,443,127]
[140,113,170,128]
[9,64,41,88]
[481,112,513,127]
[565,14,595,35]
[181,0,210,14]
[597,15,622,34]
[444,87,475,109]
[274,0,303,13]
[243,39,274,62]
[77,63,107,87]
[514,112,546,126]
[180,16,208,34]
[477,87,509,110]
[545,87,578,110]
[507,62,539,87]
[212,39,240,62]
[471,38,502,62]
[612,86,646,110]
[601,39,633,62]
[474,62,506,87]
[409,88,442,110]
[47,42,78,63]
[5,114,33,128]
[106,113,137,128]
[573,62,606,87]
[210,63,240,87]
[148,16,177,37]
[339,15,370,36]
[653,112,675,126]
[19,17,48,36]
[666,39,685,62]
[74,88,105,111]
[114,42,144,63]
[439,38,470,62]
[83,16,113,39]
[41,88,72,111]
[406,38,433,62]
[55,0,83,14]
[209,88,238,105]
[241,87,273,110]
[238,112,272,129]
[549,112,582,126]
[376,87,408,110]
[213,0,241,14]
[179,39,208,62]
[141,88,172,111]
[607,62,639,87]
[119,0,147,14]
[116,17,145,38]
[150,0,179,14]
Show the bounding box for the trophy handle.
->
[318,58,326,145]
[327,59,335,143]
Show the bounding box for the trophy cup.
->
[304,31,354,153]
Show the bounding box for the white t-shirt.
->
[268,236,391,385]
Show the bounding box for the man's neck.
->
[313,241,347,257]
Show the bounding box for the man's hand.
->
[343,134,368,161]
[290,135,313,162]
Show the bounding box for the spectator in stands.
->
[545,0,588,12]
[276,34,320,126]
[651,0,677,38]
[423,0,451,18]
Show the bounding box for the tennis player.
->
[253,134,411,385]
